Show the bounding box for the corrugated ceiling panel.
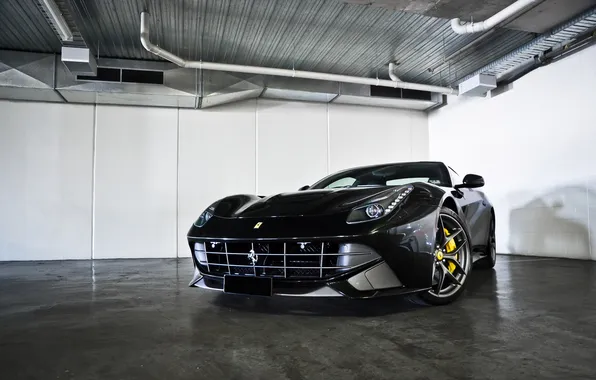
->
[3,0,540,87]
[0,0,62,53]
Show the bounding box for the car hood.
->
[220,187,397,218]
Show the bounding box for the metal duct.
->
[333,83,441,111]
[61,46,96,76]
[0,50,63,103]
[201,71,263,109]
[260,77,338,103]
[0,50,441,111]
[54,58,199,108]
[139,11,457,96]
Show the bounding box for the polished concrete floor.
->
[1,255,595,379]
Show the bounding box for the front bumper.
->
[189,262,431,299]
[187,209,438,298]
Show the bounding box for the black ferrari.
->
[187,161,496,305]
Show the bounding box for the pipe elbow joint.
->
[140,35,151,52]
[451,18,488,34]
[450,18,466,34]
[388,62,402,82]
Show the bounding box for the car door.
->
[448,167,491,248]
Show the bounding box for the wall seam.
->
[587,183,591,259]
[176,108,180,259]
[91,104,97,260]
[326,102,331,174]
[255,99,259,194]
[410,112,414,160]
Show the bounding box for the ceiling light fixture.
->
[38,0,73,42]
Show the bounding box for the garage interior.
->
[1,0,596,378]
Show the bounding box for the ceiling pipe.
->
[451,0,542,35]
[140,12,458,95]
[388,62,402,82]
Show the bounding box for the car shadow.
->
[209,269,494,317]
[507,184,595,259]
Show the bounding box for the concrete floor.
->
[1,255,595,380]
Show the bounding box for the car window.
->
[387,177,430,186]
[311,162,451,189]
[324,177,356,189]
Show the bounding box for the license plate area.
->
[223,275,273,296]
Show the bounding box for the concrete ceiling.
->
[342,0,596,33]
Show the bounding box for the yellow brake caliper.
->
[444,228,457,273]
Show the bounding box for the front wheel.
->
[477,214,496,269]
[415,207,473,306]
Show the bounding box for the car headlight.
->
[194,201,220,228]
[346,185,414,223]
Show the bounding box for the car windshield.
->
[310,162,451,189]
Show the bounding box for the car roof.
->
[335,161,447,173]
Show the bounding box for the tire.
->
[411,207,473,306]
[476,214,496,269]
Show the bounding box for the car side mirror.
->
[455,174,484,189]
[298,185,310,191]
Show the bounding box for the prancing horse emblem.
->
[254,222,263,229]
[248,249,258,265]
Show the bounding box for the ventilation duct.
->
[458,74,497,97]
[61,46,97,76]
[201,71,263,109]
[55,57,198,108]
[0,50,63,103]
[333,83,441,111]
[0,50,443,111]
[260,77,337,103]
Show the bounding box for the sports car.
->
[187,161,496,305]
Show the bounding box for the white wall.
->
[429,44,596,260]
[329,104,429,172]
[0,98,429,260]
[93,106,178,259]
[257,100,329,194]
[0,102,94,260]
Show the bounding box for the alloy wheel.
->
[430,213,471,298]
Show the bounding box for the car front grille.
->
[193,240,379,279]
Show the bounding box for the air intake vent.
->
[77,68,164,85]
[122,69,163,84]
[370,86,432,101]
[78,67,120,82]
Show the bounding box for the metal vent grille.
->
[195,240,379,279]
